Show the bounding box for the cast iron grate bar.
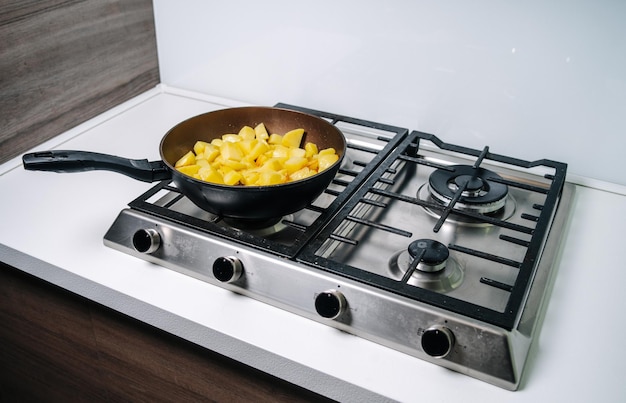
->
[338,168,358,178]
[345,215,413,238]
[480,277,514,292]
[350,143,383,154]
[360,197,388,208]
[521,213,540,222]
[282,220,308,231]
[399,154,456,171]
[163,192,185,209]
[448,244,522,268]
[329,233,359,245]
[499,234,531,247]
[487,176,549,194]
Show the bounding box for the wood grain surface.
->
[0,263,333,402]
[0,0,160,164]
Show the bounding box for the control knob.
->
[314,290,346,319]
[421,325,455,358]
[213,256,243,283]
[132,228,161,254]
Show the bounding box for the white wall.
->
[153,0,626,186]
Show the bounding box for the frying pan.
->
[22,107,346,222]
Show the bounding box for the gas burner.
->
[388,239,463,292]
[428,165,508,214]
[417,184,516,226]
[223,214,293,236]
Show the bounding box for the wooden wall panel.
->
[0,0,160,164]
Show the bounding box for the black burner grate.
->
[296,131,568,330]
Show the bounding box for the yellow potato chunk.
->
[271,145,290,159]
[198,166,224,184]
[257,170,285,186]
[290,166,316,181]
[175,151,196,168]
[284,156,308,174]
[193,141,210,155]
[238,125,256,140]
[249,141,270,160]
[220,142,243,161]
[223,170,243,186]
[268,133,283,145]
[318,153,339,171]
[254,123,269,140]
[289,147,306,158]
[177,164,200,175]
[202,144,220,162]
[222,134,241,143]
[304,142,319,158]
[282,128,305,149]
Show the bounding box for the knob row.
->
[132,229,454,358]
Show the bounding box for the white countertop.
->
[2,85,625,402]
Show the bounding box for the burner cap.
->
[428,165,508,214]
[408,239,449,273]
[409,239,449,265]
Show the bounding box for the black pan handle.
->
[22,150,172,183]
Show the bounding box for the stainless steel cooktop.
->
[104,103,574,390]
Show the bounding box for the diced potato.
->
[238,139,257,155]
[307,157,319,171]
[289,166,315,182]
[261,157,285,172]
[282,128,304,149]
[249,141,269,160]
[195,158,210,167]
[221,159,248,171]
[175,151,195,168]
[254,123,269,140]
[198,166,224,184]
[318,153,339,171]
[238,125,256,140]
[222,133,241,143]
[304,142,318,158]
[177,164,200,175]
[271,145,290,159]
[284,156,308,174]
[257,170,285,186]
[220,142,243,161]
[268,133,283,144]
[223,170,243,186]
[202,144,220,162]
[241,170,260,186]
[193,141,210,155]
[289,147,306,158]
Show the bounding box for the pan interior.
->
[160,107,346,175]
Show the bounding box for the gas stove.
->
[103,103,574,390]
